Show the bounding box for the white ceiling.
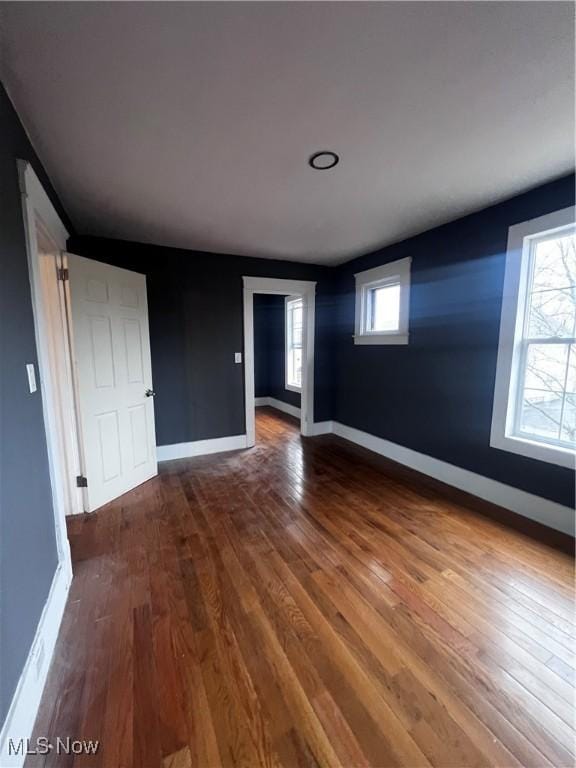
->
[1,2,574,265]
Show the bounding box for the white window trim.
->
[285,295,302,392]
[354,256,411,345]
[490,206,576,469]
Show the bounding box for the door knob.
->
[145,389,156,397]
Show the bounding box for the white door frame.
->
[243,276,316,446]
[18,160,80,576]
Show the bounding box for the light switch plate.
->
[234,352,242,364]
[26,363,37,393]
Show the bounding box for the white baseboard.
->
[311,420,334,436]
[157,433,248,461]
[0,560,72,767]
[330,421,574,536]
[268,397,301,419]
[255,396,301,419]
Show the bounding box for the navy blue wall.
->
[0,83,73,721]
[71,177,574,509]
[254,294,272,399]
[334,175,575,508]
[254,294,301,409]
[67,237,334,443]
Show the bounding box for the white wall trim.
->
[0,562,71,768]
[18,159,81,536]
[157,434,248,461]
[490,206,575,469]
[243,276,316,446]
[6,162,76,757]
[271,398,300,420]
[243,276,316,295]
[317,421,574,535]
[255,396,301,419]
[311,420,334,436]
[17,162,69,247]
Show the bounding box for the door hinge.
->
[76,475,88,488]
[57,267,69,281]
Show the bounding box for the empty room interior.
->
[1,2,575,766]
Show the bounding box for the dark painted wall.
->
[70,178,575,511]
[67,236,334,444]
[0,83,74,721]
[334,175,575,508]
[254,294,301,409]
[254,294,272,399]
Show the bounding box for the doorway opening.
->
[242,276,316,447]
[253,293,302,437]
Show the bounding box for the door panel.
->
[67,253,157,511]
[129,405,149,467]
[98,411,122,481]
[89,316,115,387]
[123,319,144,383]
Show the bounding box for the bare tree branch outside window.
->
[519,233,576,446]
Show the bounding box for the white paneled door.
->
[67,254,157,511]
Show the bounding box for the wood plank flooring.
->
[28,408,575,767]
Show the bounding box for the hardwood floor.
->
[28,408,574,767]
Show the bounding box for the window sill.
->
[285,383,301,393]
[353,333,409,346]
[490,432,575,469]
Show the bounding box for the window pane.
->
[287,349,295,387]
[519,389,562,441]
[292,305,303,348]
[286,298,303,389]
[532,233,576,292]
[293,348,302,387]
[566,345,576,394]
[370,283,400,332]
[287,348,302,388]
[561,394,576,445]
[527,287,576,339]
[523,343,569,393]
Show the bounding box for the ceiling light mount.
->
[309,151,339,170]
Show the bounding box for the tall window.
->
[354,257,411,345]
[491,208,575,467]
[286,296,303,391]
[517,231,575,446]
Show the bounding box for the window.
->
[286,296,303,391]
[491,207,575,468]
[354,257,411,345]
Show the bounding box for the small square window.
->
[354,257,411,345]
